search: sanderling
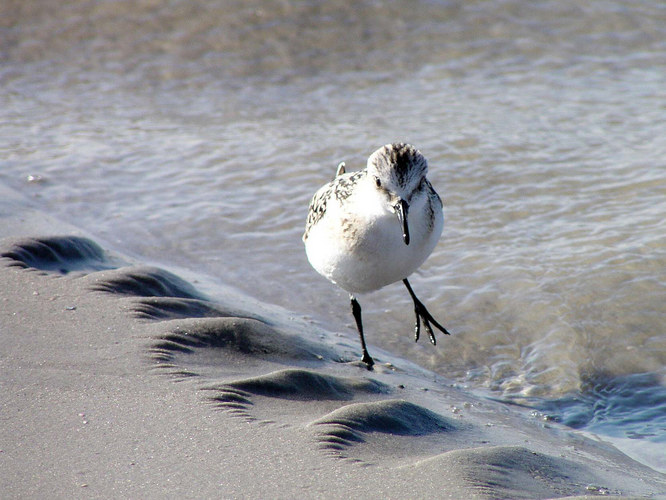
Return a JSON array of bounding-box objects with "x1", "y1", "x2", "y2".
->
[{"x1": 303, "y1": 143, "x2": 450, "y2": 367}]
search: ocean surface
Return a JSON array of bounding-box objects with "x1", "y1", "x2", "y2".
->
[{"x1": 2, "y1": 0, "x2": 664, "y2": 472}]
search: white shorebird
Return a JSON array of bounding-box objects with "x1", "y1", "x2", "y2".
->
[{"x1": 303, "y1": 143, "x2": 450, "y2": 367}]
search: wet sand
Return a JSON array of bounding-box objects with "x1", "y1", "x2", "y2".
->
[{"x1": 1, "y1": 185, "x2": 665, "y2": 499}]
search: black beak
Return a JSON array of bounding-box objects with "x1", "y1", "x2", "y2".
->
[{"x1": 394, "y1": 199, "x2": 410, "y2": 245}]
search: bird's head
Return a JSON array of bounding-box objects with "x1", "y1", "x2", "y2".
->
[{"x1": 366, "y1": 143, "x2": 428, "y2": 246}]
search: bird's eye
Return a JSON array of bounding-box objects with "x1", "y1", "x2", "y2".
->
[{"x1": 375, "y1": 177, "x2": 382, "y2": 188}]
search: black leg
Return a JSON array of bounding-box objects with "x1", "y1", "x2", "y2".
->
[
  {"x1": 350, "y1": 295, "x2": 374, "y2": 368},
  {"x1": 402, "y1": 279, "x2": 451, "y2": 345}
]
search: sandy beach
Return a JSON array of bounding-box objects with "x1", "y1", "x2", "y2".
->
[{"x1": 1, "y1": 186, "x2": 664, "y2": 499}]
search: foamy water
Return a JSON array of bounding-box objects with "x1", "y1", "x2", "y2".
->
[{"x1": 1, "y1": 0, "x2": 664, "y2": 471}]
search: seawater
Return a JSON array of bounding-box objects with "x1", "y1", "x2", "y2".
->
[{"x1": 1, "y1": 0, "x2": 665, "y2": 472}]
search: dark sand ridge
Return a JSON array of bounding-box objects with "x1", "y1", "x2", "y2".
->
[{"x1": 1, "y1": 185, "x2": 665, "y2": 498}]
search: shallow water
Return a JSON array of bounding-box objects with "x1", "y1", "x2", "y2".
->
[{"x1": 1, "y1": 0, "x2": 665, "y2": 471}]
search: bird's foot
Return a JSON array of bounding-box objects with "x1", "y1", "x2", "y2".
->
[
  {"x1": 361, "y1": 351, "x2": 375, "y2": 369},
  {"x1": 412, "y1": 297, "x2": 450, "y2": 345}
]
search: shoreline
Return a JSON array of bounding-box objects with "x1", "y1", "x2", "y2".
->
[{"x1": 1, "y1": 186, "x2": 664, "y2": 498}]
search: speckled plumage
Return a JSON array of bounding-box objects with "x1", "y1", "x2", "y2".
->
[{"x1": 303, "y1": 170, "x2": 365, "y2": 241}]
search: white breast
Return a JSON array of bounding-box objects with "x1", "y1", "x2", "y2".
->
[{"x1": 304, "y1": 184, "x2": 443, "y2": 294}]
